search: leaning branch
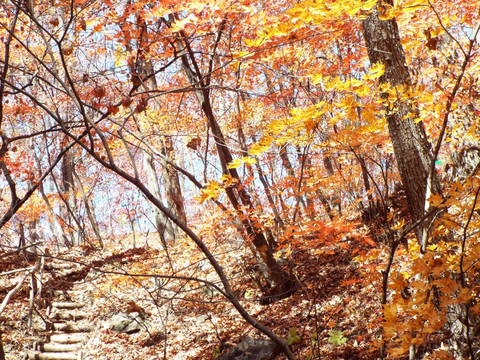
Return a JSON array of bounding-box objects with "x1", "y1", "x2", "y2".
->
[{"x1": 0, "y1": 266, "x2": 36, "y2": 315}]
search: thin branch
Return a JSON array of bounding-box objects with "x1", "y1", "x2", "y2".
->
[
  {"x1": 422, "y1": 14, "x2": 480, "y2": 251},
  {"x1": 459, "y1": 185, "x2": 480, "y2": 360},
  {"x1": 0, "y1": 266, "x2": 37, "y2": 315},
  {"x1": 0, "y1": 266, "x2": 36, "y2": 277},
  {"x1": 0, "y1": 4, "x2": 19, "y2": 129}
]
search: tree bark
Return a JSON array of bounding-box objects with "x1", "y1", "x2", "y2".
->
[
  {"x1": 72, "y1": 168, "x2": 104, "y2": 249},
  {"x1": 60, "y1": 151, "x2": 79, "y2": 246},
  {"x1": 126, "y1": 15, "x2": 187, "y2": 245},
  {"x1": 362, "y1": 0, "x2": 439, "y2": 247},
  {"x1": 143, "y1": 152, "x2": 176, "y2": 249},
  {"x1": 161, "y1": 136, "x2": 187, "y2": 239},
  {"x1": 36, "y1": 172, "x2": 70, "y2": 248}
]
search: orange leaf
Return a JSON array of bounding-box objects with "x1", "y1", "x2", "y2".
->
[{"x1": 92, "y1": 86, "x2": 106, "y2": 99}]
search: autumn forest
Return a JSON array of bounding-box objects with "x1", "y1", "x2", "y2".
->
[{"x1": 1, "y1": 0, "x2": 480, "y2": 359}]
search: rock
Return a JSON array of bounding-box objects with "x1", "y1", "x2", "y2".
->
[
  {"x1": 104, "y1": 312, "x2": 146, "y2": 334},
  {"x1": 216, "y1": 337, "x2": 278, "y2": 360}
]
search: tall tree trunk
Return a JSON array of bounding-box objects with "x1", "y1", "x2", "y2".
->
[
  {"x1": 125, "y1": 15, "x2": 187, "y2": 244},
  {"x1": 72, "y1": 168, "x2": 104, "y2": 249},
  {"x1": 33, "y1": 148, "x2": 70, "y2": 248},
  {"x1": 60, "y1": 151, "x2": 79, "y2": 246},
  {"x1": 362, "y1": 0, "x2": 439, "y2": 248},
  {"x1": 171, "y1": 21, "x2": 294, "y2": 297},
  {"x1": 161, "y1": 136, "x2": 187, "y2": 240},
  {"x1": 362, "y1": 2, "x2": 471, "y2": 359},
  {"x1": 143, "y1": 151, "x2": 176, "y2": 249},
  {"x1": 17, "y1": 222, "x2": 26, "y2": 257}
]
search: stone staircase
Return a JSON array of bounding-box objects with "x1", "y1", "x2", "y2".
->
[{"x1": 25, "y1": 259, "x2": 93, "y2": 360}]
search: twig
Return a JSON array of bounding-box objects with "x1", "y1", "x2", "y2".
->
[{"x1": 0, "y1": 266, "x2": 36, "y2": 277}]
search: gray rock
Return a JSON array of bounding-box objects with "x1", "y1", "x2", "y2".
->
[
  {"x1": 104, "y1": 312, "x2": 146, "y2": 334},
  {"x1": 216, "y1": 337, "x2": 278, "y2": 360}
]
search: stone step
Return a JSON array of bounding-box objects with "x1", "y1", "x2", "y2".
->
[
  {"x1": 51, "y1": 312, "x2": 88, "y2": 321},
  {"x1": 52, "y1": 290, "x2": 83, "y2": 297},
  {"x1": 53, "y1": 322, "x2": 95, "y2": 332},
  {"x1": 36, "y1": 343, "x2": 81, "y2": 352},
  {"x1": 50, "y1": 291, "x2": 73, "y2": 302},
  {"x1": 49, "y1": 333, "x2": 89, "y2": 344},
  {"x1": 55, "y1": 270, "x2": 83, "y2": 278},
  {"x1": 45, "y1": 262, "x2": 78, "y2": 270},
  {"x1": 51, "y1": 302, "x2": 86, "y2": 309},
  {"x1": 26, "y1": 350, "x2": 81, "y2": 360}
]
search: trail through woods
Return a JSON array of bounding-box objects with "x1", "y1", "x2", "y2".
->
[
  {"x1": 2, "y1": 235, "x2": 383, "y2": 359},
  {"x1": 1, "y1": 1, "x2": 480, "y2": 357}
]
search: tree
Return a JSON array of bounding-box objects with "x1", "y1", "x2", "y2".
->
[
  {"x1": 235, "y1": 0, "x2": 480, "y2": 357},
  {"x1": 362, "y1": 0, "x2": 440, "y2": 251},
  {"x1": 361, "y1": 2, "x2": 480, "y2": 358},
  {"x1": 1, "y1": 0, "x2": 480, "y2": 359},
  {"x1": 165, "y1": 14, "x2": 296, "y2": 298},
  {"x1": 0, "y1": 0, "x2": 296, "y2": 357}
]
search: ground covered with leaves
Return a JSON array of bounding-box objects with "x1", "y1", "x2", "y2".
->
[{"x1": 2, "y1": 228, "x2": 388, "y2": 360}]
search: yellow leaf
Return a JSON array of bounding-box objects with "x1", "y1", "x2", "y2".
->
[
  {"x1": 227, "y1": 156, "x2": 257, "y2": 169},
  {"x1": 227, "y1": 159, "x2": 244, "y2": 169},
  {"x1": 391, "y1": 219, "x2": 405, "y2": 230},
  {"x1": 364, "y1": 63, "x2": 385, "y2": 80},
  {"x1": 243, "y1": 37, "x2": 265, "y2": 47},
  {"x1": 243, "y1": 157, "x2": 257, "y2": 166},
  {"x1": 195, "y1": 180, "x2": 223, "y2": 203},
  {"x1": 221, "y1": 174, "x2": 235, "y2": 186},
  {"x1": 249, "y1": 136, "x2": 273, "y2": 156}
]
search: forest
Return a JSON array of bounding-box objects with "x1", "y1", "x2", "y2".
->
[{"x1": 1, "y1": 0, "x2": 480, "y2": 359}]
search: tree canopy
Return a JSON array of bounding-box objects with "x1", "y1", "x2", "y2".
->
[{"x1": 1, "y1": 0, "x2": 480, "y2": 359}]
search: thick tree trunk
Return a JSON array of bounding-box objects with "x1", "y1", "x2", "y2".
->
[
  {"x1": 161, "y1": 136, "x2": 187, "y2": 239},
  {"x1": 126, "y1": 16, "x2": 187, "y2": 244},
  {"x1": 362, "y1": 1, "x2": 439, "y2": 246},
  {"x1": 38, "y1": 180, "x2": 69, "y2": 248},
  {"x1": 143, "y1": 152, "x2": 176, "y2": 249},
  {"x1": 18, "y1": 222, "x2": 26, "y2": 257},
  {"x1": 362, "y1": 2, "x2": 472, "y2": 359},
  {"x1": 33, "y1": 147, "x2": 71, "y2": 248},
  {"x1": 72, "y1": 168, "x2": 104, "y2": 249},
  {"x1": 60, "y1": 151, "x2": 79, "y2": 246}
]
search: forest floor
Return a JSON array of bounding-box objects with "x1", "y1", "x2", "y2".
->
[{"x1": 1, "y1": 228, "x2": 387, "y2": 360}]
